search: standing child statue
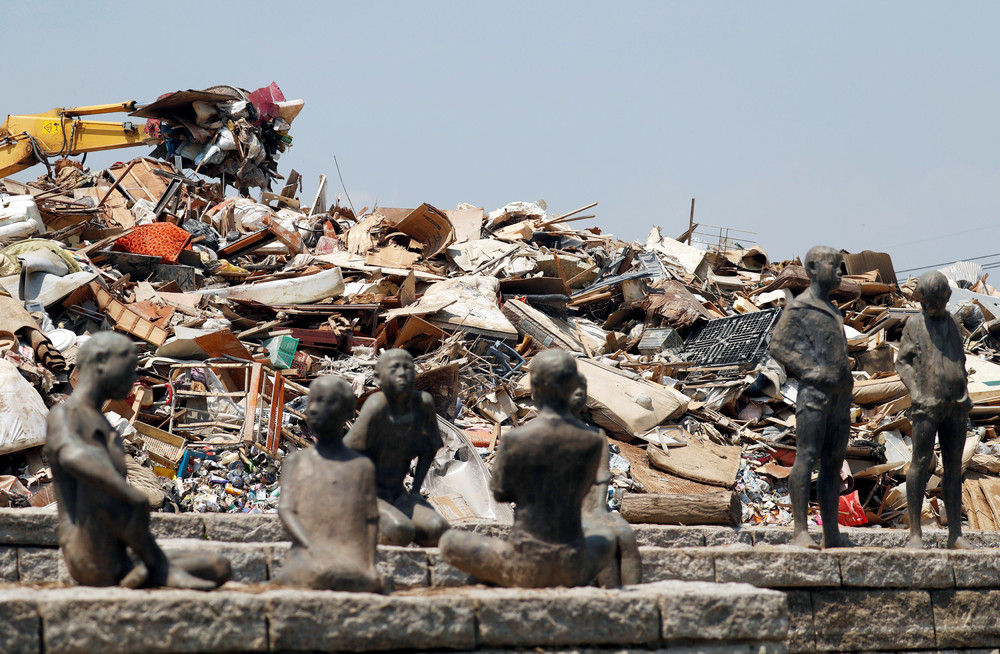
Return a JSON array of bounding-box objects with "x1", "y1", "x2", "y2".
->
[
  {"x1": 769, "y1": 245, "x2": 856, "y2": 549},
  {"x1": 275, "y1": 375, "x2": 383, "y2": 591},
  {"x1": 345, "y1": 349, "x2": 449, "y2": 546},
  {"x1": 45, "y1": 332, "x2": 231, "y2": 589},
  {"x1": 895, "y1": 270, "x2": 973, "y2": 549},
  {"x1": 439, "y1": 349, "x2": 612, "y2": 587},
  {"x1": 573, "y1": 373, "x2": 641, "y2": 586}
]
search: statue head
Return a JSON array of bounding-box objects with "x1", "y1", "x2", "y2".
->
[
  {"x1": 76, "y1": 331, "x2": 138, "y2": 400},
  {"x1": 307, "y1": 375, "x2": 356, "y2": 442},
  {"x1": 376, "y1": 348, "x2": 415, "y2": 398},
  {"x1": 530, "y1": 349, "x2": 578, "y2": 411},
  {"x1": 915, "y1": 270, "x2": 951, "y2": 319},
  {"x1": 804, "y1": 245, "x2": 844, "y2": 294}
]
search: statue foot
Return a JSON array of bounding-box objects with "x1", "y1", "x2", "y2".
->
[
  {"x1": 949, "y1": 535, "x2": 974, "y2": 550},
  {"x1": 822, "y1": 534, "x2": 858, "y2": 549},
  {"x1": 120, "y1": 564, "x2": 149, "y2": 589},
  {"x1": 905, "y1": 534, "x2": 924, "y2": 550},
  {"x1": 164, "y1": 565, "x2": 219, "y2": 591},
  {"x1": 789, "y1": 532, "x2": 820, "y2": 549}
]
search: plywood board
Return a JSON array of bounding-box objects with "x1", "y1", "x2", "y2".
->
[
  {"x1": 616, "y1": 441, "x2": 722, "y2": 495},
  {"x1": 646, "y1": 437, "x2": 741, "y2": 488}
]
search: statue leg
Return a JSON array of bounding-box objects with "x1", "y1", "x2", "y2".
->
[
  {"x1": 407, "y1": 495, "x2": 450, "y2": 547},
  {"x1": 939, "y1": 407, "x2": 972, "y2": 549},
  {"x1": 116, "y1": 509, "x2": 217, "y2": 589},
  {"x1": 906, "y1": 411, "x2": 936, "y2": 549},
  {"x1": 819, "y1": 399, "x2": 854, "y2": 548},
  {"x1": 588, "y1": 515, "x2": 640, "y2": 587},
  {"x1": 588, "y1": 522, "x2": 621, "y2": 587},
  {"x1": 583, "y1": 530, "x2": 615, "y2": 587},
  {"x1": 167, "y1": 552, "x2": 232, "y2": 587},
  {"x1": 613, "y1": 518, "x2": 642, "y2": 585},
  {"x1": 61, "y1": 523, "x2": 132, "y2": 587},
  {"x1": 378, "y1": 498, "x2": 416, "y2": 546},
  {"x1": 274, "y1": 548, "x2": 382, "y2": 592},
  {"x1": 789, "y1": 397, "x2": 823, "y2": 549},
  {"x1": 439, "y1": 530, "x2": 513, "y2": 586}
]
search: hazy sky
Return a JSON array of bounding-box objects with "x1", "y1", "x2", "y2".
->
[{"x1": 6, "y1": 2, "x2": 999, "y2": 277}]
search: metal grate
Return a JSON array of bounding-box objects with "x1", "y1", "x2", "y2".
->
[{"x1": 682, "y1": 308, "x2": 782, "y2": 367}]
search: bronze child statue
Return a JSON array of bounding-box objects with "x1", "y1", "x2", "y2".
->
[
  {"x1": 769, "y1": 245, "x2": 855, "y2": 549},
  {"x1": 45, "y1": 332, "x2": 231, "y2": 589},
  {"x1": 895, "y1": 270, "x2": 973, "y2": 550},
  {"x1": 276, "y1": 375, "x2": 384, "y2": 590},
  {"x1": 345, "y1": 348, "x2": 449, "y2": 546},
  {"x1": 439, "y1": 349, "x2": 612, "y2": 587},
  {"x1": 573, "y1": 373, "x2": 641, "y2": 587}
]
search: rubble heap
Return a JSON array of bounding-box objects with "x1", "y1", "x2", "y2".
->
[{"x1": 4, "y1": 131, "x2": 1000, "y2": 536}]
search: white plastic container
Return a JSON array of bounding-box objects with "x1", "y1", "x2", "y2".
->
[{"x1": 0, "y1": 194, "x2": 44, "y2": 238}]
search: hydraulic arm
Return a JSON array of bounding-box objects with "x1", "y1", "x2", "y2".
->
[{"x1": 0, "y1": 101, "x2": 157, "y2": 179}]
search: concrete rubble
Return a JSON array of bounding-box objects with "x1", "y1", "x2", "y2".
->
[{"x1": 4, "y1": 85, "x2": 1000, "y2": 546}]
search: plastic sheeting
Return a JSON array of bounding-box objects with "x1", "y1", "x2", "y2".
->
[
  {"x1": 0, "y1": 358, "x2": 48, "y2": 456},
  {"x1": 423, "y1": 417, "x2": 513, "y2": 525}
]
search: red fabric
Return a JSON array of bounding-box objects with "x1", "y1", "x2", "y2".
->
[
  {"x1": 113, "y1": 222, "x2": 192, "y2": 264},
  {"x1": 838, "y1": 490, "x2": 868, "y2": 527}
]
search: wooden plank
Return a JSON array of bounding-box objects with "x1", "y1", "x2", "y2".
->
[
  {"x1": 963, "y1": 482, "x2": 979, "y2": 531},
  {"x1": 217, "y1": 229, "x2": 275, "y2": 258},
  {"x1": 966, "y1": 479, "x2": 997, "y2": 530},
  {"x1": 92, "y1": 283, "x2": 168, "y2": 346},
  {"x1": 242, "y1": 363, "x2": 264, "y2": 450},
  {"x1": 979, "y1": 478, "x2": 1000, "y2": 530},
  {"x1": 266, "y1": 373, "x2": 284, "y2": 456}
]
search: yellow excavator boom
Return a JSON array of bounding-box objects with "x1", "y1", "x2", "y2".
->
[{"x1": 0, "y1": 102, "x2": 158, "y2": 179}]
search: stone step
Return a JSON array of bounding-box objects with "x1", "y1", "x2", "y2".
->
[
  {"x1": 10, "y1": 539, "x2": 1000, "y2": 592},
  {"x1": 5, "y1": 508, "x2": 1000, "y2": 550},
  {"x1": 7, "y1": 534, "x2": 1000, "y2": 651},
  {"x1": 0, "y1": 580, "x2": 787, "y2": 654}
]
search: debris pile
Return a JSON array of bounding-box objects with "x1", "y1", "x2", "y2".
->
[{"x1": 5, "y1": 94, "x2": 1000, "y2": 532}]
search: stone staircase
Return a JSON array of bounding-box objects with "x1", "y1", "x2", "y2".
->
[{"x1": 3, "y1": 509, "x2": 1000, "y2": 652}]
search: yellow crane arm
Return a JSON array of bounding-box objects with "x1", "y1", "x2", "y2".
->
[{"x1": 0, "y1": 102, "x2": 159, "y2": 180}]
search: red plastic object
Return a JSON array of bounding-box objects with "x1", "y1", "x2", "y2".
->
[
  {"x1": 248, "y1": 82, "x2": 285, "y2": 124},
  {"x1": 838, "y1": 490, "x2": 868, "y2": 527}
]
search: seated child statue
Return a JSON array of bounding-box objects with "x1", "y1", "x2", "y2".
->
[
  {"x1": 345, "y1": 349, "x2": 449, "y2": 546},
  {"x1": 439, "y1": 349, "x2": 612, "y2": 587},
  {"x1": 276, "y1": 375, "x2": 383, "y2": 591}
]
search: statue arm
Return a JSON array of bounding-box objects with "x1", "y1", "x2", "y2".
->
[
  {"x1": 409, "y1": 394, "x2": 441, "y2": 498},
  {"x1": 770, "y1": 311, "x2": 840, "y2": 387},
  {"x1": 490, "y1": 445, "x2": 516, "y2": 503},
  {"x1": 277, "y1": 458, "x2": 310, "y2": 548},
  {"x1": 52, "y1": 431, "x2": 146, "y2": 507},
  {"x1": 595, "y1": 431, "x2": 612, "y2": 486},
  {"x1": 894, "y1": 321, "x2": 921, "y2": 394},
  {"x1": 344, "y1": 395, "x2": 382, "y2": 456}
]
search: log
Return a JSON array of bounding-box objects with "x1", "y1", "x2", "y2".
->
[{"x1": 620, "y1": 491, "x2": 741, "y2": 526}]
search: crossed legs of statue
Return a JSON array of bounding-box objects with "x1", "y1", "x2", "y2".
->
[
  {"x1": 378, "y1": 494, "x2": 449, "y2": 547},
  {"x1": 440, "y1": 529, "x2": 613, "y2": 588},
  {"x1": 64, "y1": 505, "x2": 230, "y2": 590}
]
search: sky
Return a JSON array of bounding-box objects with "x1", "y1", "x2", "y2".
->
[{"x1": 5, "y1": 2, "x2": 1000, "y2": 278}]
